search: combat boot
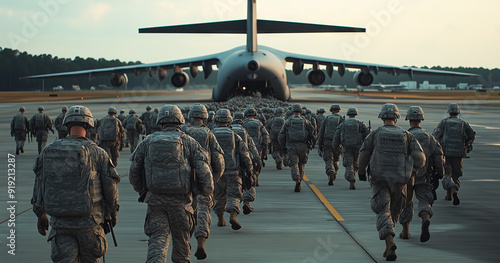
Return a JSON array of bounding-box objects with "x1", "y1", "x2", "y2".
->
[
  {"x1": 216, "y1": 213, "x2": 226, "y2": 227},
  {"x1": 420, "y1": 212, "x2": 431, "y2": 242},
  {"x1": 328, "y1": 172, "x2": 336, "y2": 186},
  {"x1": 195, "y1": 237, "x2": 207, "y2": 260},
  {"x1": 451, "y1": 188, "x2": 460, "y2": 205},
  {"x1": 445, "y1": 189, "x2": 452, "y2": 201},
  {"x1": 21, "y1": 147, "x2": 24, "y2": 153},
  {"x1": 243, "y1": 200, "x2": 254, "y2": 215},
  {"x1": 349, "y1": 181, "x2": 356, "y2": 190},
  {"x1": 16, "y1": 148, "x2": 19, "y2": 155},
  {"x1": 399, "y1": 222, "x2": 410, "y2": 239},
  {"x1": 383, "y1": 235, "x2": 397, "y2": 261},
  {"x1": 276, "y1": 161, "x2": 282, "y2": 170},
  {"x1": 294, "y1": 180, "x2": 301, "y2": 192},
  {"x1": 229, "y1": 211, "x2": 241, "y2": 230}
]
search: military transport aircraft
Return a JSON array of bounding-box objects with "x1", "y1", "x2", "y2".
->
[{"x1": 23, "y1": 0, "x2": 478, "y2": 101}]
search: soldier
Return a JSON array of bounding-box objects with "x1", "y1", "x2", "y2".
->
[
  {"x1": 129, "y1": 104, "x2": 213, "y2": 263},
  {"x1": 399, "y1": 106, "x2": 445, "y2": 242},
  {"x1": 212, "y1": 109, "x2": 253, "y2": 230},
  {"x1": 243, "y1": 107, "x2": 270, "y2": 173},
  {"x1": 150, "y1": 108, "x2": 162, "y2": 133},
  {"x1": 278, "y1": 103, "x2": 314, "y2": 192},
  {"x1": 183, "y1": 104, "x2": 225, "y2": 260},
  {"x1": 315, "y1": 108, "x2": 326, "y2": 129},
  {"x1": 140, "y1": 105, "x2": 154, "y2": 135},
  {"x1": 231, "y1": 111, "x2": 262, "y2": 215},
  {"x1": 10, "y1": 106, "x2": 30, "y2": 155},
  {"x1": 265, "y1": 107, "x2": 286, "y2": 170},
  {"x1": 123, "y1": 109, "x2": 143, "y2": 153},
  {"x1": 304, "y1": 108, "x2": 318, "y2": 148},
  {"x1": 53, "y1": 106, "x2": 68, "y2": 139},
  {"x1": 32, "y1": 105, "x2": 120, "y2": 263},
  {"x1": 358, "y1": 103, "x2": 425, "y2": 261},
  {"x1": 317, "y1": 104, "x2": 344, "y2": 185},
  {"x1": 117, "y1": 109, "x2": 129, "y2": 147},
  {"x1": 98, "y1": 107, "x2": 125, "y2": 166},
  {"x1": 86, "y1": 118, "x2": 100, "y2": 143},
  {"x1": 433, "y1": 103, "x2": 475, "y2": 205},
  {"x1": 333, "y1": 107, "x2": 370, "y2": 189},
  {"x1": 30, "y1": 106, "x2": 55, "y2": 154}
]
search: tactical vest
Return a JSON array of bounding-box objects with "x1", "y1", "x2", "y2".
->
[
  {"x1": 212, "y1": 127, "x2": 238, "y2": 171},
  {"x1": 316, "y1": 115, "x2": 326, "y2": 128},
  {"x1": 244, "y1": 119, "x2": 262, "y2": 145},
  {"x1": 145, "y1": 132, "x2": 191, "y2": 194},
  {"x1": 40, "y1": 139, "x2": 101, "y2": 217},
  {"x1": 14, "y1": 114, "x2": 26, "y2": 130},
  {"x1": 185, "y1": 126, "x2": 210, "y2": 149},
  {"x1": 231, "y1": 124, "x2": 249, "y2": 145},
  {"x1": 324, "y1": 114, "x2": 341, "y2": 141},
  {"x1": 287, "y1": 117, "x2": 306, "y2": 143},
  {"x1": 99, "y1": 117, "x2": 118, "y2": 141},
  {"x1": 443, "y1": 118, "x2": 464, "y2": 157},
  {"x1": 342, "y1": 118, "x2": 362, "y2": 147},
  {"x1": 410, "y1": 128, "x2": 431, "y2": 179},
  {"x1": 35, "y1": 113, "x2": 45, "y2": 130},
  {"x1": 270, "y1": 117, "x2": 285, "y2": 140},
  {"x1": 370, "y1": 127, "x2": 412, "y2": 184},
  {"x1": 126, "y1": 116, "x2": 137, "y2": 130}
]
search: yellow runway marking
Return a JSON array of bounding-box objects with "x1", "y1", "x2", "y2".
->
[{"x1": 303, "y1": 175, "x2": 345, "y2": 222}]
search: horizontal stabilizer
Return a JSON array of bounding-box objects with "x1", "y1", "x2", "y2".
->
[{"x1": 139, "y1": 19, "x2": 365, "y2": 34}]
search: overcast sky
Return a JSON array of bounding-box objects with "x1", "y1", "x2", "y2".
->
[{"x1": 1, "y1": 0, "x2": 499, "y2": 69}]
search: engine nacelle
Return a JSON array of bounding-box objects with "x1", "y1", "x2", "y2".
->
[
  {"x1": 171, "y1": 72, "x2": 190, "y2": 87},
  {"x1": 110, "y1": 73, "x2": 128, "y2": 88},
  {"x1": 353, "y1": 71, "x2": 374, "y2": 86},
  {"x1": 306, "y1": 69, "x2": 325, "y2": 86}
]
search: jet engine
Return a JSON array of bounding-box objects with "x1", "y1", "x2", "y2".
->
[
  {"x1": 110, "y1": 73, "x2": 128, "y2": 88},
  {"x1": 353, "y1": 71, "x2": 374, "y2": 86},
  {"x1": 306, "y1": 69, "x2": 325, "y2": 86},
  {"x1": 171, "y1": 72, "x2": 190, "y2": 87}
]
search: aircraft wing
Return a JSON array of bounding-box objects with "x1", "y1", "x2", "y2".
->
[
  {"x1": 21, "y1": 53, "x2": 223, "y2": 80},
  {"x1": 265, "y1": 46, "x2": 479, "y2": 78}
]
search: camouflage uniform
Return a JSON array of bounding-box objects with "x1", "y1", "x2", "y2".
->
[
  {"x1": 243, "y1": 108, "x2": 270, "y2": 172},
  {"x1": 433, "y1": 104, "x2": 475, "y2": 205},
  {"x1": 30, "y1": 107, "x2": 55, "y2": 154},
  {"x1": 317, "y1": 107, "x2": 343, "y2": 184},
  {"x1": 140, "y1": 106, "x2": 154, "y2": 135},
  {"x1": 11, "y1": 107, "x2": 29, "y2": 155},
  {"x1": 98, "y1": 113, "x2": 125, "y2": 166},
  {"x1": 54, "y1": 106, "x2": 68, "y2": 139},
  {"x1": 265, "y1": 108, "x2": 286, "y2": 170},
  {"x1": 123, "y1": 111, "x2": 143, "y2": 153},
  {"x1": 278, "y1": 104, "x2": 314, "y2": 192},
  {"x1": 32, "y1": 106, "x2": 120, "y2": 263},
  {"x1": 129, "y1": 110, "x2": 213, "y2": 263},
  {"x1": 117, "y1": 110, "x2": 128, "y2": 147}
]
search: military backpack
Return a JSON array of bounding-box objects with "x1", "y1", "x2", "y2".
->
[
  {"x1": 14, "y1": 114, "x2": 26, "y2": 130},
  {"x1": 287, "y1": 116, "x2": 306, "y2": 143},
  {"x1": 342, "y1": 118, "x2": 362, "y2": 147},
  {"x1": 212, "y1": 127, "x2": 238, "y2": 171},
  {"x1": 324, "y1": 114, "x2": 342, "y2": 141},
  {"x1": 270, "y1": 117, "x2": 285, "y2": 140},
  {"x1": 442, "y1": 118, "x2": 465, "y2": 157},
  {"x1": 99, "y1": 117, "x2": 118, "y2": 141}
]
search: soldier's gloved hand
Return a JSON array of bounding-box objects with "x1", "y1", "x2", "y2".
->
[
  {"x1": 358, "y1": 172, "x2": 367, "y2": 181},
  {"x1": 37, "y1": 214, "x2": 49, "y2": 236}
]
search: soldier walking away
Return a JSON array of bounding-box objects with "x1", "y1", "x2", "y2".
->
[
  {"x1": 129, "y1": 104, "x2": 213, "y2": 263},
  {"x1": 98, "y1": 107, "x2": 125, "y2": 166},
  {"x1": 333, "y1": 107, "x2": 370, "y2": 189},
  {"x1": 433, "y1": 103, "x2": 475, "y2": 206},
  {"x1": 183, "y1": 104, "x2": 225, "y2": 260},
  {"x1": 123, "y1": 109, "x2": 144, "y2": 153},
  {"x1": 54, "y1": 106, "x2": 69, "y2": 139},
  {"x1": 358, "y1": 103, "x2": 425, "y2": 261},
  {"x1": 32, "y1": 105, "x2": 120, "y2": 263},
  {"x1": 150, "y1": 108, "x2": 162, "y2": 133},
  {"x1": 30, "y1": 106, "x2": 55, "y2": 154},
  {"x1": 140, "y1": 105, "x2": 154, "y2": 135},
  {"x1": 317, "y1": 104, "x2": 344, "y2": 185},
  {"x1": 278, "y1": 103, "x2": 314, "y2": 192},
  {"x1": 265, "y1": 107, "x2": 286, "y2": 170},
  {"x1": 117, "y1": 109, "x2": 129, "y2": 147},
  {"x1": 399, "y1": 106, "x2": 444, "y2": 242},
  {"x1": 243, "y1": 107, "x2": 269, "y2": 184},
  {"x1": 212, "y1": 109, "x2": 253, "y2": 231},
  {"x1": 11, "y1": 106, "x2": 30, "y2": 155}
]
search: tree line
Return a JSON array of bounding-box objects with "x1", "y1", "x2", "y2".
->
[{"x1": 1, "y1": 47, "x2": 498, "y2": 91}]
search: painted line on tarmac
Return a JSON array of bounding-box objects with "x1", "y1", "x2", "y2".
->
[{"x1": 303, "y1": 175, "x2": 344, "y2": 222}]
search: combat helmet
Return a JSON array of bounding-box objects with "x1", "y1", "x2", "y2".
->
[
  {"x1": 317, "y1": 108, "x2": 326, "y2": 114},
  {"x1": 120, "y1": 109, "x2": 125, "y2": 114},
  {"x1": 214, "y1": 108, "x2": 233, "y2": 123},
  {"x1": 61, "y1": 106, "x2": 68, "y2": 112},
  {"x1": 129, "y1": 109, "x2": 136, "y2": 114},
  {"x1": 63, "y1": 105, "x2": 94, "y2": 128},
  {"x1": 447, "y1": 103, "x2": 460, "y2": 114},
  {"x1": 330, "y1": 104, "x2": 341, "y2": 111},
  {"x1": 244, "y1": 107, "x2": 257, "y2": 117},
  {"x1": 292, "y1": 103, "x2": 302, "y2": 113},
  {"x1": 157, "y1": 104, "x2": 185, "y2": 125},
  {"x1": 378, "y1": 103, "x2": 401, "y2": 119},
  {"x1": 405, "y1": 106, "x2": 425, "y2": 121},
  {"x1": 146, "y1": 105, "x2": 152, "y2": 110},
  {"x1": 275, "y1": 107, "x2": 284, "y2": 115},
  {"x1": 347, "y1": 107, "x2": 358, "y2": 116},
  {"x1": 108, "y1": 107, "x2": 117, "y2": 114},
  {"x1": 233, "y1": 111, "x2": 244, "y2": 120},
  {"x1": 189, "y1": 103, "x2": 209, "y2": 119},
  {"x1": 19, "y1": 107, "x2": 25, "y2": 112},
  {"x1": 38, "y1": 106, "x2": 44, "y2": 112}
]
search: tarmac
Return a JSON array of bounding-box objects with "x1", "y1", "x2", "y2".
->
[{"x1": 0, "y1": 89, "x2": 499, "y2": 263}]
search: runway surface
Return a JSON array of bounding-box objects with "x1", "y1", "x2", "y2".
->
[{"x1": 0, "y1": 89, "x2": 499, "y2": 262}]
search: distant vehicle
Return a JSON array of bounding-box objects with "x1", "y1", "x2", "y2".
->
[
  {"x1": 71, "y1": 85, "x2": 81, "y2": 91},
  {"x1": 52, "y1": 86, "x2": 63, "y2": 91},
  {"x1": 493, "y1": 86, "x2": 499, "y2": 90},
  {"x1": 175, "y1": 88, "x2": 184, "y2": 92},
  {"x1": 90, "y1": 86, "x2": 96, "y2": 91}
]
